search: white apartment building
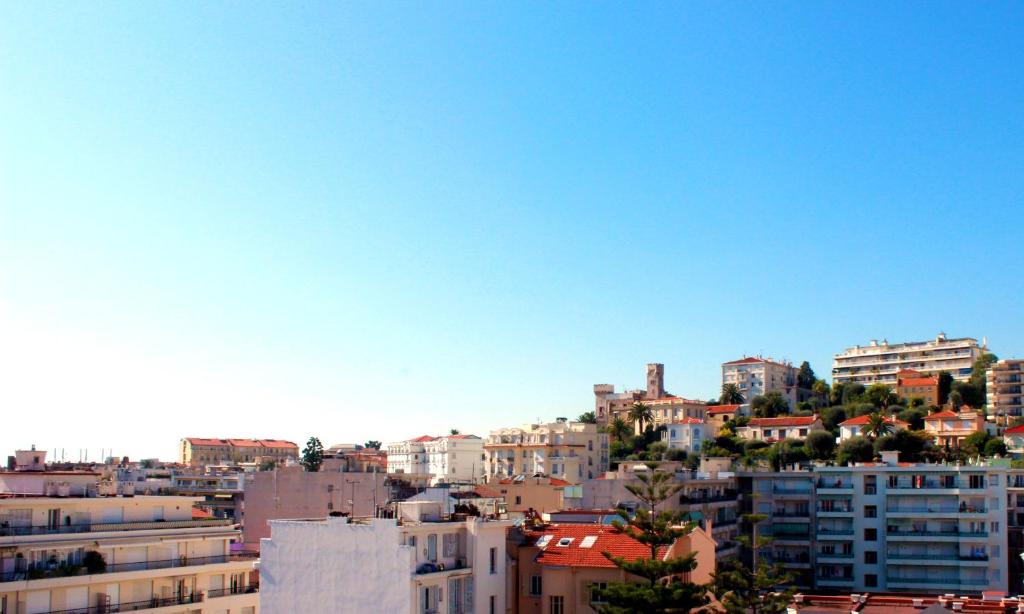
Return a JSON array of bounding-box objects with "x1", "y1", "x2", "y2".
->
[
  {"x1": 721, "y1": 357, "x2": 805, "y2": 410},
  {"x1": 660, "y1": 419, "x2": 707, "y2": 453},
  {"x1": 387, "y1": 436, "x2": 485, "y2": 486},
  {"x1": 423, "y1": 436, "x2": 486, "y2": 486},
  {"x1": 258, "y1": 502, "x2": 510, "y2": 614},
  {"x1": 987, "y1": 359, "x2": 1024, "y2": 426},
  {"x1": 745, "y1": 453, "x2": 1010, "y2": 594},
  {"x1": 484, "y1": 420, "x2": 608, "y2": 484},
  {"x1": 0, "y1": 493, "x2": 258, "y2": 614},
  {"x1": 832, "y1": 333, "x2": 985, "y2": 387}
]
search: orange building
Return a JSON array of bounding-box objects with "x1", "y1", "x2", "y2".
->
[
  {"x1": 896, "y1": 369, "x2": 940, "y2": 406},
  {"x1": 923, "y1": 408, "x2": 986, "y2": 448}
]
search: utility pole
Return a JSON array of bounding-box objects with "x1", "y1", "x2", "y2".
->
[{"x1": 345, "y1": 479, "x2": 357, "y2": 516}]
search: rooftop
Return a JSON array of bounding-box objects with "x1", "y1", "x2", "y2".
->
[
  {"x1": 747, "y1": 416, "x2": 819, "y2": 427},
  {"x1": 529, "y1": 524, "x2": 667, "y2": 569}
]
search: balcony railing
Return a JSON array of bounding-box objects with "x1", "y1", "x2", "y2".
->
[
  {"x1": 887, "y1": 553, "x2": 989, "y2": 562},
  {"x1": 772, "y1": 487, "x2": 812, "y2": 495},
  {"x1": 0, "y1": 552, "x2": 258, "y2": 583},
  {"x1": 817, "y1": 552, "x2": 853, "y2": 559},
  {"x1": 817, "y1": 528, "x2": 855, "y2": 535},
  {"x1": 0, "y1": 518, "x2": 234, "y2": 537},
  {"x1": 887, "y1": 506, "x2": 986, "y2": 514},
  {"x1": 816, "y1": 480, "x2": 853, "y2": 489},
  {"x1": 887, "y1": 576, "x2": 988, "y2": 586},
  {"x1": 886, "y1": 529, "x2": 988, "y2": 538},
  {"x1": 773, "y1": 511, "x2": 810, "y2": 518},
  {"x1": 207, "y1": 583, "x2": 260, "y2": 598},
  {"x1": 37, "y1": 593, "x2": 204, "y2": 614}
]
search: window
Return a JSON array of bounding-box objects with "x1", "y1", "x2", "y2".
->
[
  {"x1": 864, "y1": 551, "x2": 877, "y2": 564},
  {"x1": 549, "y1": 596, "x2": 564, "y2": 614},
  {"x1": 515, "y1": 496, "x2": 522, "y2": 505},
  {"x1": 864, "y1": 528, "x2": 877, "y2": 541},
  {"x1": 489, "y1": 595, "x2": 495, "y2": 614},
  {"x1": 864, "y1": 574, "x2": 877, "y2": 588},
  {"x1": 991, "y1": 521, "x2": 1000, "y2": 534},
  {"x1": 489, "y1": 547, "x2": 497, "y2": 574},
  {"x1": 764, "y1": 429, "x2": 773, "y2": 438},
  {"x1": 529, "y1": 575, "x2": 542, "y2": 596},
  {"x1": 864, "y1": 475, "x2": 877, "y2": 495},
  {"x1": 799, "y1": 429, "x2": 808, "y2": 437},
  {"x1": 864, "y1": 505, "x2": 877, "y2": 518},
  {"x1": 590, "y1": 582, "x2": 608, "y2": 604}
]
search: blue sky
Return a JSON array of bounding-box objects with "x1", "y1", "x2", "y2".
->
[{"x1": 1, "y1": 3, "x2": 1021, "y2": 461}]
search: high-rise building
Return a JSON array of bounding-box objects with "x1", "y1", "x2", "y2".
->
[
  {"x1": 721, "y1": 357, "x2": 809, "y2": 410},
  {"x1": 987, "y1": 359, "x2": 1024, "y2": 426},
  {"x1": 832, "y1": 333, "x2": 985, "y2": 388}
]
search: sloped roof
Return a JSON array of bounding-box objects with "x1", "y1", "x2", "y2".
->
[
  {"x1": 667, "y1": 417, "x2": 705, "y2": 425},
  {"x1": 840, "y1": 414, "x2": 908, "y2": 427},
  {"x1": 748, "y1": 416, "x2": 819, "y2": 427},
  {"x1": 1004, "y1": 424, "x2": 1024, "y2": 435},
  {"x1": 531, "y1": 524, "x2": 666, "y2": 568},
  {"x1": 707, "y1": 404, "x2": 742, "y2": 415},
  {"x1": 898, "y1": 376, "x2": 938, "y2": 387},
  {"x1": 924, "y1": 410, "x2": 960, "y2": 420}
]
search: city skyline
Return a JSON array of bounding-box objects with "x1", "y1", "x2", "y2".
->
[{"x1": 2, "y1": 3, "x2": 1022, "y2": 460}]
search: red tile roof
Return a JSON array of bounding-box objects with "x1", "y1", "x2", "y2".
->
[
  {"x1": 474, "y1": 485, "x2": 503, "y2": 498},
  {"x1": 840, "y1": 414, "x2": 908, "y2": 427},
  {"x1": 184, "y1": 438, "x2": 297, "y2": 449},
  {"x1": 924, "y1": 410, "x2": 960, "y2": 420},
  {"x1": 667, "y1": 417, "x2": 705, "y2": 425},
  {"x1": 722, "y1": 357, "x2": 767, "y2": 365},
  {"x1": 258, "y1": 440, "x2": 298, "y2": 449},
  {"x1": 897, "y1": 368, "x2": 925, "y2": 377},
  {"x1": 707, "y1": 404, "x2": 741, "y2": 415},
  {"x1": 531, "y1": 524, "x2": 665, "y2": 568},
  {"x1": 1005, "y1": 424, "x2": 1024, "y2": 435},
  {"x1": 748, "y1": 416, "x2": 819, "y2": 427},
  {"x1": 898, "y1": 377, "x2": 938, "y2": 387},
  {"x1": 191, "y1": 507, "x2": 213, "y2": 519},
  {"x1": 409, "y1": 435, "x2": 438, "y2": 443}
]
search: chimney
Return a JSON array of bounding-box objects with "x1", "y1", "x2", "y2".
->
[{"x1": 880, "y1": 450, "x2": 899, "y2": 466}]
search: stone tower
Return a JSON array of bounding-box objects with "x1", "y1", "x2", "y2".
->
[{"x1": 646, "y1": 363, "x2": 665, "y2": 399}]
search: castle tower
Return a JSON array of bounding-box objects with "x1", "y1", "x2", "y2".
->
[{"x1": 646, "y1": 363, "x2": 665, "y2": 399}]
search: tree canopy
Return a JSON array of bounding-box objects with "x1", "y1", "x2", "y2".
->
[{"x1": 301, "y1": 436, "x2": 324, "y2": 472}]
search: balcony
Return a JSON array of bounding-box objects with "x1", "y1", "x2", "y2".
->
[
  {"x1": 886, "y1": 576, "x2": 989, "y2": 587},
  {"x1": 207, "y1": 583, "x2": 260, "y2": 599},
  {"x1": 816, "y1": 552, "x2": 854, "y2": 561},
  {"x1": 816, "y1": 575, "x2": 854, "y2": 585},
  {"x1": 772, "y1": 486, "x2": 812, "y2": 496},
  {"x1": 816, "y1": 528, "x2": 855, "y2": 538},
  {"x1": 0, "y1": 552, "x2": 258, "y2": 583},
  {"x1": 0, "y1": 518, "x2": 234, "y2": 537},
  {"x1": 886, "y1": 553, "x2": 989, "y2": 565},
  {"x1": 38, "y1": 592, "x2": 205, "y2": 614},
  {"x1": 886, "y1": 506, "x2": 986, "y2": 517},
  {"x1": 678, "y1": 490, "x2": 737, "y2": 505},
  {"x1": 772, "y1": 511, "x2": 810, "y2": 519},
  {"x1": 886, "y1": 529, "x2": 988, "y2": 540},
  {"x1": 815, "y1": 479, "x2": 853, "y2": 493}
]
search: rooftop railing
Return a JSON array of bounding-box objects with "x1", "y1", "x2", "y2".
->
[
  {"x1": 0, "y1": 551, "x2": 258, "y2": 583},
  {"x1": 0, "y1": 518, "x2": 233, "y2": 537},
  {"x1": 35, "y1": 592, "x2": 204, "y2": 614}
]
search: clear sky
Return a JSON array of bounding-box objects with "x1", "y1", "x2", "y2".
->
[{"x1": 1, "y1": 3, "x2": 1021, "y2": 461}]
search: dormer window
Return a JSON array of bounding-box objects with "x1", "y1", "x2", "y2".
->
[{"x1": 557, "y1": 537, "x2": 574, "y2": 547}]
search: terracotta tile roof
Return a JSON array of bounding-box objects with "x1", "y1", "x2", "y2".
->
[
  {"x1": 748, "y1": 416, "x2": 819, "y2": 427},
  {"x1": 474, "y1": 485, "x2": 503, "y2": 498},
  {"x1": 409, "y1": 435, "x2": 438, "y2": 443},
  {"x1": 924, "y1": 410, "x2": 960, "y2": 420},
  {"x1": 897, "y1": 368, "x2": 925, "y2": 377},
  {"x1": 667, "y1": 417, "x2": 705, "y2": 425},
  {"x1": 185, "y1": 438, "x2": 227, "y2": 446},
  {"x1": 898, "y1": 377, "x2": 938, "y2": 387},
  {"x1": 442, "y1": 434, "x2": 480, "y2": 440},
  {"x1": 191, "y1": 507, "x2": 213, "y2": 519},
  {"x1": 226, "y1": 439, "x2": 262, "y2": 447},
  {"x1": 722, "y1": 357, "x2": 767, "y2": 365},
  {"x1": 1004, "y1": 424, "x2": 1024, "y2": 435},
  {"x1": 707, "y1": 405, "x2": 741, "y2": 415},
  {"x1": 840, "y1": 414, "x2": 908, "y2": 427},
  {"x1": 258, "y1": 439, "x2": 298, "y2": 449},
  {"x1": 531, "y1": 524, "x2": 666, "y2": 568},
  {"x1": 185, "y1": 438, "x2": 297, "y2": 449}
]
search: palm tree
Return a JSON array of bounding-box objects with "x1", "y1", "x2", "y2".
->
[
  {"x1": 450, "y1": 428, "x2": 461, "y2": 435},
  {"x1": 720, "y1": 383, "x2": 745, "y2": 405},
  {"x1": 865, "y1": 412, "x2": 894, "y2": 439},
  {"x1": 607, "y1": 416, "x2": 631, "y2": 443},
  {"x1": 628, "y1": 401, "x2": 654, "y2": 433}
]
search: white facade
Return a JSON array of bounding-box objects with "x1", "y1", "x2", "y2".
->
[
  {"x1": 259, "y1": 503, "x2": 510, "y2": 614},
  {"x1": 424, "y1": 436, "x2": 486, "y2": 486},
  {"x1": 661, "y1": 420, "x2": 707, "y2": 453},
  {"x1": 387, "y1": 438, "x2": 432, "y2": 476},
  {"x1": 832, "y1": 333, "x2": 984, "y2": 387},
  {"x1": 484, "y1": 421, "x2": 608, "y2": 484},
  {"x1": 0, "y1": 493, "x2": 258, "y2": 614},
  {"x1": 721, "y1": 357, "x2": 801, "y2": 410}
]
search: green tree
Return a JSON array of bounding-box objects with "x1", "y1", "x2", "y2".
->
[
  {"x1": 751, "y1": 392, "x2": 789, "y2": 418},
  {"x1": 709, "y1": 558, "x2": 796, "y2": 614},
  {"x1": 608, "y1": 417, "x2": 632, "y2": 444},
  {"x1": 767, "y1": 438, "x2": 808, "y2": 471},
  {"x1": 720, "y1": 383, "x2": 745, "y2": 405},
  {"x1": 984, "y1": 439, "x2": 1008, "y2": 457},
  {"x1": 908, "y1": 396, "x2": 926, "y2": 409},
  {"x1": 948, "y1": 389, "x2": 964, "y2": 409},
  {"x1": 851, "y1": 403, "x2": 877, "y2": 417},
  {"x1": 797, "y1": 361, "x2": 817, "y2": 389},
  {"x1": 301, "y1": 436, "x2": 324, "y2": 472},
  {"x1": 937, "y1": 371, "x2": 954, "y2": 405},
  {"x1": 896, "y1": 407, "x2": 926, "y2": 431},
  {"x1": 363, "y1": 440, "x2": 382, "y2": 450},
  {"x1": 259, "y1": 459, "x2": 277, "y2": 471},
  {"x1": 812, "y1": 379, "x2": 830, "y2": 404},
  {"x1": 874, "y1": 430, "x2": 930, "y2": 462},
  {"x1": 591, "y1": 472, "x2": 710, "y2": 613},
  {"x1": 865, "y1": 384, "x2": 897, "y2": 410},
  {"x1": 961, "y1": 431, "x2": 990, "y2": 456},
  {"x1": 841, "y1": 383, "x2": 866, "y2": 405},
  {"x1": 835, "y1": 436, "x2": 874, "y2": 465},
  {"x1": 577, "y1": 411, "x2": 597, "y2": 424},
  {"x1": 820, "y1": 406, "x2": 847, "y2": 432},
  {"x1": 628, "y1": 402, "x2": 655, "y2": 433},
  {"x1": 804, "y1": 430, "x2": 836, "y2": 460},
  {"x1": 865, "y1": 412, "x2": 894, "y2": 439},
  {"x1": 450, "y1": 428, "x2": 461, "y2": 435}
]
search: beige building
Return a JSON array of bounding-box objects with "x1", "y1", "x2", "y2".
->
[
  {"x1": 832, "y1": 333, "x2": 984, "y2": 387},
  {"x1": 485, "y1": 420, "x2": 608, "y2": 484},
  {"x1": 0, "y1": 456, "x2": 258, "y2": 614},
  {"x1": 485, "y1": 475, "x2": 568, "y2": 516},
  {"x1": 923, "y1": 409, "x2": 987, "y2": 448},
  {"x1": 737, "y1": 416, "x2": 825, "y2": 442},
  {"x1": 987, "y1": 359, "x2": 1024, "y2": 426},
  {"x1": 593, "y1": 363, "x2": 707, "y2": 428},
  {"x1": 895, "y1": 369, "x2": 940, "y2": 406},
  {"x1": 179, "y1": 438, "x2": 298, "y2": 468},
  {"x1": 721, "y1": 356, "x2": 808, "y2": 410}
]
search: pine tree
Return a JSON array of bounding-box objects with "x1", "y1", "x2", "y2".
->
[
  {"x1": 301, "y1": 436, "x2": 323, "y2": 472},
  {"x1": 592, "y1": 471, "x2": 709, "y2": 613},
  {"x1": 708, "y1": 512, "x2": 795, "y2": 614}
]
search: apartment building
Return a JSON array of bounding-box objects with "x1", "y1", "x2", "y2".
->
[
  {"x1": 0, "y1": 460, "x2": 258, "y2": 614},
  {"x1": 593, "y1": 363, "x2": 707, "y2": 427},
  {"x1": 258, "y1": 502, "x2": 510, "y2": 614},
  {"x1": 987, "y1": 359, "x2": 1024, "y2": 426},
  {"x1": 737, "y1": 416, "x2": 824, "y2": 442},
  {"x1": 506, "y1": 521, "x2": 715, "y2": 614},
  {"x1": 170, "y1": 470, "x2": 247, "y2": 522},
  {"x1": 241, "y1": 465, "x2": 388, "y2": 548},
  {"x1": 484, "y1": 420, "x2": 608, "y2": 484},
  {"x1": 923, "y1": 409, "x2": 987, "y2": 448},
  {"x1": 721, "y1": 357, "x2": 808, "y2": 410},
  {"x1": 387, "y1": 435, "x2": 485, "y2": 486},
  {"x1": 179, "y1": 438, "x2": 298, "y2": 468},
  {"x1": 895, "y1": 369, "x2": 940, "y2": 406},
  {"x1": 660, "y1": 418, "x2": 707, "y2": 453},
  {"x1": 742, "y1": 453, "x2": 1010, "y2": 594},
  {"x1": 484, "y1": 475, "x2": 568, "y2": 516},
  {"x1": 832, "y1": 333, "x2": 984, "y2": 387}
]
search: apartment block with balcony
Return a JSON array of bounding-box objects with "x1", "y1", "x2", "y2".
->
[
  {"x1": 812, "y1": 452, "x2": 1008, "y2": 595},
  {"x1": 721, "y1": 357, "x2": 809, "y2": 411},
  {"x1": 258, "y1": 502, "x2": 510, "y2": 614},
  {"x1": 988, "y1": 359, "x2": 1024, "y2": 427},
  {"x1": 0, "y1": 492, "x2": 258, "y2": 614},
  {"x1": 739, "y1": 471, "x2": 816, "y2": 588},
  {"x1": 832, "y1": 333, "x2": 984, "y2": 387},
  {"x1": 485, "y1": 420, "x2": 607, "y2": 484},
  {"x1": 387, "y1": 436, "x2": 486, "y2": 486}
]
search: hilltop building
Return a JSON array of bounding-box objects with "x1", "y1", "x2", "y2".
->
[
  {"x1": 484, "y1": 420, "x2": 607, "y2": 484},
  {"x1": 386, "y1": 435, "x2": 485, "y2": 486},
  {"x1": 895, "y1": 369, "x2": 940, "y2": 406},
  {"x1": 593, "y1": 363, "x2": 707, "y2": 428},
  {"x1": 179, "y1": 438, "x2": 297, "y2": 468},
  {"x1": 987, "y1": 359, "x2": 1024, "y2": 427},
  {"x1": 721, "y1": 356, "x2": 810, "y2": 411},
  {"x1": 832, "y1": 333, "x2": 985, "y2": 387}
]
